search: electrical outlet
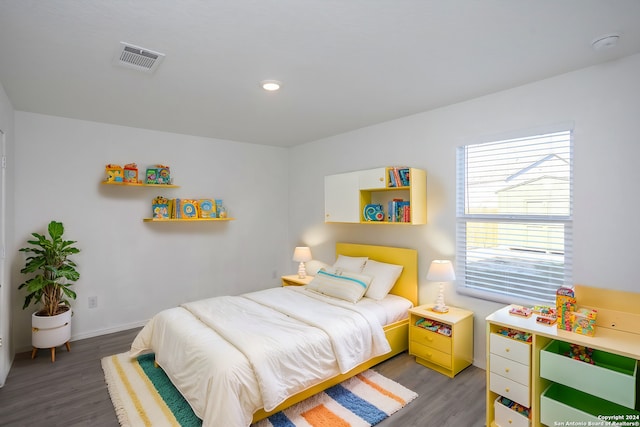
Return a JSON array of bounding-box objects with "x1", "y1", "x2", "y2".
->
[
  {"x1": 88, "y1": 296, "x2": 98, "y2": 309},
  {"x1": 0, "y1": 337, "x2": 3, "y2": 347}
]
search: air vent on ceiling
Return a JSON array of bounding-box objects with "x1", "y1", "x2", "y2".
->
[{"x1": 113, "y1": 42, "x2": 165, "y2": 73}]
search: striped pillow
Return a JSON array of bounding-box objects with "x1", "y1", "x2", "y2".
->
[{"x1": 307, "y1": 269, "x2": 373, "y2": 303}]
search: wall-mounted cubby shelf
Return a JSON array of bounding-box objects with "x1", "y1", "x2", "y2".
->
[{"x1": 101, "y1": 181, "x2": 180, "y2": 188}]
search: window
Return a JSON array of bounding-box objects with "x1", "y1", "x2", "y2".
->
[{"x1": 456, "y1": 129, "x2": 573, "y2": 304}]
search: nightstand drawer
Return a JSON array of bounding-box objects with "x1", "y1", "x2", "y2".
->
[
  {"x1": 411, "y1": 327, "x2": 452, "y2": 354},
  {"x1": 490, "y1": 353, "x2": 530, "y2": 387},
  {"x1": 410, "y1": 341, "x2": 452, "y2": 369},
  {"x1": 490, "y1": 372, "x2": 530, "y2": 408},
  {"x1": 490, "y1": 333, "x2": 530, "y2": 366}
]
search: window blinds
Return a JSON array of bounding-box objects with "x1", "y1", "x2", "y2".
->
[{"x1": 456, "y1": 130, "x2": 573, "y2": 303}]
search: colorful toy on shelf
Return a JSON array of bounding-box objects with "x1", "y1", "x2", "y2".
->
[
  {"x1": 123, "y1": 163, "x2": 138, "y2": 183},
  {"x1": 156, "y1": 165, "x2": 171, "y2": 184},
  {"x1": 215, "y1": 199, "x2": 226, "y2": 218},
  {"x1": 146, "y1": 168, "x2": 158, "y2": 184},
  {"x1": 152, "y1": 196, "x2": 169, "y2": 219},
  {"x1": 497, "y1": 327, "x2": 532, "y2": 342},
  {"x1": 509, "y1": 305, "x2": 532, "y2": 318},
  {"x1": 571, "y1": 307, "x2": 597, "y2": 337},
  {"x1": 105, "y1": 164, "x2": 124, "y2": 182},
  {"x1": 536, "y1": 315, "x2": 557, "y2": 326},
  {"x1": 198, "y1": 199, "x2": 216, "y2": 218},
  {"x1": 415, "y1": 318, "x2": 452, "y2": 336},
  {"x1": 565, "y1": 343, "x2": 595, "y2": 365},
  {"x1": 556, "y1": 286, "x2": 576, "y2": 331},
  {"x1": 175, "y1": 199, "x2": 199, "y2": 219},
  {"x1": 497, "y1": 396, "x2": 530, "y2": 419}
]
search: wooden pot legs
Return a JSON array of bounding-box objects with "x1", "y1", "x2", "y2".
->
[{"x1": 31, "y1": 341, "x2": 71, "y2": 362}]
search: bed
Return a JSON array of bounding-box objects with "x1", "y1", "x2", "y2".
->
[{"x1": 129, "y1": 243, "x2": 418, "y2": 426}]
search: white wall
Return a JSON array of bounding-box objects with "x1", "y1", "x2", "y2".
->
[
  {"x1": 11, "y1": 113, "x2": 291, "y2": 351},
  {"x1": 0, "y1": 80, "x2": 15, "y2": 386},
  {"x1": 289, "y1": 53, "x2": 640, "y2": 369}
]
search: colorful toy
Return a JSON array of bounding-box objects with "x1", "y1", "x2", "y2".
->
[
  {"x1": 571, "y1": 307, "x2": 597, "y2": 337},
  {"x1": 175, "y1": 199, "x2": 199, "y2": 219},
  {"x1": 199, "y1": 199, "x2": 216, "y2": 218},
  {"x1": 146, "y1": 168, "x2": 158, "y2": 184},
  {"x1": 509, "y1": 305, "x2": 532, "y2": 318},
  {"x1": 156, "y1": 165, "x2": 171, "y2": 184},
  {"x1": 497, "y1": 396, "x2": 530, "y2": 419},
  {"x1": 123, "y1": 163, "x2": 138, "y2": 183},
  {"x1": 497, "y1": 327, "x2": 532, "y2": 342},
  {"x1": 536, "y1": 315, "x2": 557, "y2": 326},
  {"x1": 152, "y1": 196, "x2": 169, "y2": 219},
  {"x1": 415, "y1": 318, "x2": 452, "y2": 336},
  {"x1": 105, "y1": 164, "x2": 123, "y2": 182},
  {"x1": 556, "y1": 286, "x2": 576, "y2": 331},
  {"x1": 565, "y1": 344, "x2": 595, "y2": 365}
]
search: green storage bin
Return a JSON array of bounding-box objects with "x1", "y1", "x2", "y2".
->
[
  {"x1": 541, "y1": 383, "x2": 640, "y2": 426},
  {"x1": 540, "y1": 340, "x2": 637, "y2": 409}
]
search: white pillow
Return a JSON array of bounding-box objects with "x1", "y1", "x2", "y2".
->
[
  {"x1": 305, "y1": 259, "x2": 331, "y2": 276},
  {"x1": 332, "y1": 255, "x2": 368, "y2": 273},
  {"x1": 362, "y1": 259, "x2": 404, "y2": 300},
  {"x1": 307, "y1": 269, "x2": 373, "y2": 303}
]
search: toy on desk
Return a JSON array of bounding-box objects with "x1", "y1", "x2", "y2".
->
[
  {"x1": 123, "y1": 163, "x2": 138, "y2": 183},
  {"x1": 571, "y1": 307, "x2": 597, "y2": 337},
  {"x1": 532, "y1": 305, "x2": 557, "y2": 317},
  {"x1": 105, "y1": 164, "x2": 124, "y2": 182},
  {"x1": 509, "y1": 305, "x2": 532, "y2": 318},
  {"x1": 536, "y1": 315, "x2": 557, "y2": 326},
  {"x1": 556, "y1": 286, "x2": 576, "y2": 331}
]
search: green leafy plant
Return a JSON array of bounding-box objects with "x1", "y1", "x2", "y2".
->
[{"x1": 19, "y1": 221, "x2": 80, "y2": 316}]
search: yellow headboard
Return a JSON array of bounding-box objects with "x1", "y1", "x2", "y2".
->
[{"x1": 336, "y1": 242, "x2": 418, "y2": 306}]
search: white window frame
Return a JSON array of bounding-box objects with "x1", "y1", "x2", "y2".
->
[{"x1": 456, "y1": 126, "x2": 573, "y2": 304}]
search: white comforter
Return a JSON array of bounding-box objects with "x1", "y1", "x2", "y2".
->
[{"x1": 130, "y1": 286, "x2": 391, "y2": 427}]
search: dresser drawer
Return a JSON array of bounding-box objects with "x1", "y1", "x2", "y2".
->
[
  {"x1": 411, "y1": 326, "x2": 451, "y2": 354},
  {"x1": 490, "y1": 372, "x2": 530, "y2": 407},
  {"x1": 490, "y1": 353, "x2": 530, "y2": 387},
  {"x1": 410, "y1": 341, "x2": 452, "y2": 369},
  {"x1": 494, "y1": 397, "x2": 530, "y2": 427},
  {"x1": 490, "y1": 333, "x2": 530, "y2": 365}
]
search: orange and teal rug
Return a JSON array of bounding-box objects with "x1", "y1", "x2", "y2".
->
[{"x1": 102, "y1": 352, "x2": 417, "y2": 427}]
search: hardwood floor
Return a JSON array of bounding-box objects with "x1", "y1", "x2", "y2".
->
[{"x1": 0, "y1": 328, "x2": 486, "y2": 426}]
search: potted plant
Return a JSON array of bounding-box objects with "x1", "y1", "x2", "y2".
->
[{"x1": 19, "y1": 220, "x2": 80, "y2": 361}]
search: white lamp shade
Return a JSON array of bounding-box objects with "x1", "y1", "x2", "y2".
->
[
  {"x1": 292, "y1": 246, "x2": 312, "y2": 262},
  {"x1": 426, "y1": 260, "x2": 456, "y2": 282}
]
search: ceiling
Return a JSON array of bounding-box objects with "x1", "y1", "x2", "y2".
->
[{"x1": 1, "y1": 1, "x2": 639, "y2": 147}]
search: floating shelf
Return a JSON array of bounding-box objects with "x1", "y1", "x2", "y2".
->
[
  {"x1": 102, "y1": 181, "x2": 180, "y2": 188},
  {"x1": 143, "y1": 218, "x2": 235, "y2": 222}
]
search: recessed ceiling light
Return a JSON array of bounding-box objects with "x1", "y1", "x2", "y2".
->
[
  {"x1": 260, "y1": 80, "x2": 282, "y2": 91},
  {"x1": 591, "y1": 33, "x2": 621, "y2": 51}
]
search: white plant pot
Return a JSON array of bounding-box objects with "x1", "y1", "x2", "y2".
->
[{"x1": 32, "y1": 309, "x2": 71, "y2": 349}]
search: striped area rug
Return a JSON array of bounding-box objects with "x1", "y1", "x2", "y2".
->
[{"x1": 102, "y1": 352, "x2": 417, "y2": 427}]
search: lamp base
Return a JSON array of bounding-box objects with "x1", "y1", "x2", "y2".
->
[
  {"x1": 297, "y1": 262, "x2": 307, "y2": 279},
  {"x1": 430, "y1": 305, "x2": 449, "y2": 313}
]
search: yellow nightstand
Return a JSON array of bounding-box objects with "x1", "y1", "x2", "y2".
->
[
  {"x1": 281, "y1": 275, "x2": 314, "y2": 287},
  {"x1": 408, "y1": 304, "x2": 474, "y2": 378}
]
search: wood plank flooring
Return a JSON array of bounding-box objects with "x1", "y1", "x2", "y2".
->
[{"x1": 0, "y1": 328, "x2": 486, "y2": 426}]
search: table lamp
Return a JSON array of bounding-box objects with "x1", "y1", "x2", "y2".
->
[
  {"x1": 426, "y1": 260, "x2": 456, "y2": 313},
  {"x1": 292, "y1": 246, "x2": 312, "y2": 279}
]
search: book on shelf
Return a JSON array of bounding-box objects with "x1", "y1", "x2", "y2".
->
[
  {"x1": 387, "y1": 199, "x2": 411, "y2": 222},
  {"x1": 388, "y1": 167, "x2": 410, "y2": 187}
]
